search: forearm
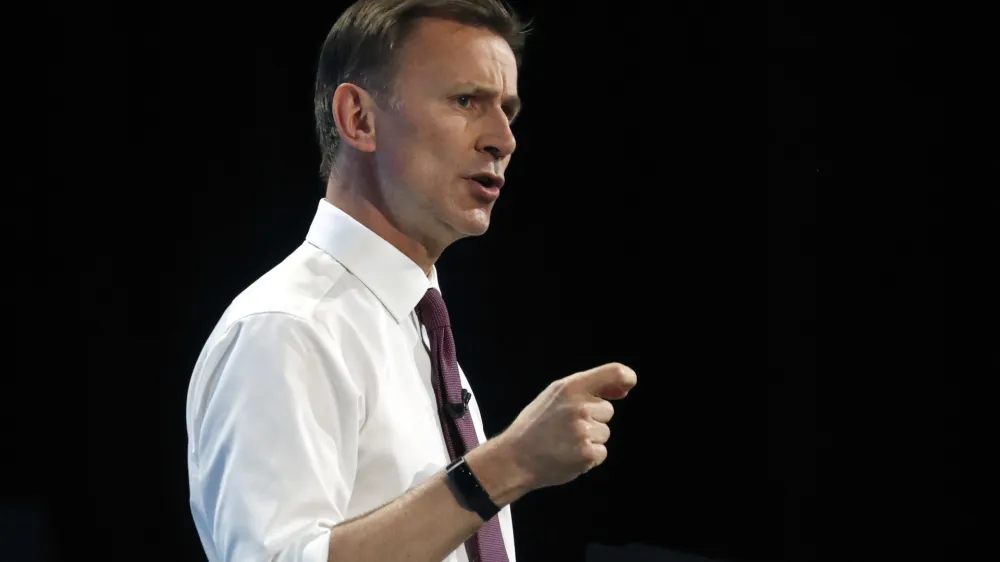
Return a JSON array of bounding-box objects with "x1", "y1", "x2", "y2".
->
[{"x1": 326, "y1": 437, "x2": 530, "y2": 562}]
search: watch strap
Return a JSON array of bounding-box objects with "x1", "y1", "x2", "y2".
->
[{"x1": 445, "y1": 456, "x2": 501, "y2": 521}]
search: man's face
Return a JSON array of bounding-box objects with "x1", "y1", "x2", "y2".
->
[{"x1": 372, "y1": 18, "x2": 520, "y2": 246}]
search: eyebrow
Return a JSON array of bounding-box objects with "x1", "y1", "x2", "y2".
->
[{"x1": 455, "y1": 82, "x2": 522, "y2": 122}]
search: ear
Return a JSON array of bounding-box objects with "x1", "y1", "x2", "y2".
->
[{"x1": 331, "y1": 82, "x2": 377, "y2": 153}]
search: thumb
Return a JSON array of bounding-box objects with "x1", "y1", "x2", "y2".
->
[{"x1": 572, "y1": 362, "x2": 637, "y2": 399}]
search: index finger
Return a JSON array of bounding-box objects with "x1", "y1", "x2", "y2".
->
[{"x1": 572, "y1": 362, "x2": 637, "y2": 399}]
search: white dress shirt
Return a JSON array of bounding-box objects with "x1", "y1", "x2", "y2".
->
[{"x1": 185, "y1": 198, "x2": 516, "y2": 562}]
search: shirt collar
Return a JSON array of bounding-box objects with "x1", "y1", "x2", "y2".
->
[{"x1": 305, "y1": 198, "x2": 439, "y2": 324}]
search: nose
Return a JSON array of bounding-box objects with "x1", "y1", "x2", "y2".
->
[{"x1": 477, "y1": 115, "x2": 516, "y2": 162}]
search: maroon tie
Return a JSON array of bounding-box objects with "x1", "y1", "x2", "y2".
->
[{"x1": 417, "y1": 287, "x2": 510, "y2": 562}]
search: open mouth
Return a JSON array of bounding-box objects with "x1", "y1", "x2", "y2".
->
[{"x1": 468, "y1": 174, "x2": 503, "y2": 189}]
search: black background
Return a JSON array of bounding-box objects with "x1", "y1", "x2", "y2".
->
[{"x1": 6, "y1": 1, "x2": 981, "y2": 561}]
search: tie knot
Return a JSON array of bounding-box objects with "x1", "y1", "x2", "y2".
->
[{"x1": 417, "y1": 287, "x2": 451, "y2": 331}]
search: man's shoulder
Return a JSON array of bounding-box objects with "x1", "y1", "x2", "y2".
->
[
  {"x1": 190, "y1": 239, "x2": 412, "y2": 380},
  {"x1": 187, "y1": 241, "x2": 381, "y2": 383},
  {"x1": 221, "y1": 242, "x2": 363, "y2": 329}
]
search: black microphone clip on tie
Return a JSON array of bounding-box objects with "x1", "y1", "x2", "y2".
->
[{"x1": 446, "y1": 388, "x2": 472, "y2": 418}]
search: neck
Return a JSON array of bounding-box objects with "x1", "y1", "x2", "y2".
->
[{"x1": 325, "y1": 161, "x2": 440, "y2": 277}]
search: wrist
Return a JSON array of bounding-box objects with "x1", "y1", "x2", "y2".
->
[{"x1": 464, "y1": 435, "x2": 532, "y2": 507}]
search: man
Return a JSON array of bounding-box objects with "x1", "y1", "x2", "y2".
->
[{"x1": 184, "y1": 1, "x2": 638, "y2": 561}]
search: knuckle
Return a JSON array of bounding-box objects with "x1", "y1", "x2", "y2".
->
[
  {"x1": 587, "y1": 444, "x2": 607, "y2": 465},
  {"x1": 593, "y1": 425, "x2": 607, "y2": 443}
]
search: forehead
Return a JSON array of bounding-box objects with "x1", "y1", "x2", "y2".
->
[{"x1": 394, "y1": 18, "x2": 518, "y2": 94}]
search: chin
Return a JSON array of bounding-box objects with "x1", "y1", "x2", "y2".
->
[{"x1": 451, "y1": 208, "x2": 492, "y2": 237}]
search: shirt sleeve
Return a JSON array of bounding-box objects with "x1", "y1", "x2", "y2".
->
[{"x1": 187, "y1": 312, "x2": 362, "y2": 562}]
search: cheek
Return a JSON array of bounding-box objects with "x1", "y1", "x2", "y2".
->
[
  {"x1": 375, "y1": 118, "x2": 424, "y2": 180},
  {"x1": 402, "y1": 131, "x2": 456, "y2": 182},
  {"x1": 376, "y1": 110, "x2": 464, "y2": 190}
]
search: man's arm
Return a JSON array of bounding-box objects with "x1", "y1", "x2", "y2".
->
[
  {"x1": 189, "y1": 313, "x2": 366, "y2": 562},
  {"x1": 324, "y1": 361, "x2": 640, "y2": 562},
  {"x1": 326, "y1": 436, "x2": 529, "y2": 562}
]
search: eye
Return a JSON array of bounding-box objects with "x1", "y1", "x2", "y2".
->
[{"x1": 456, "y1": 95, "x2": 472, "y2": 108}]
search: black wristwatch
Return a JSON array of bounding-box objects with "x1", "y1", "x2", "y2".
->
[{"x1": 445, "y1": 456, "x2": 501, "y2": 521}]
